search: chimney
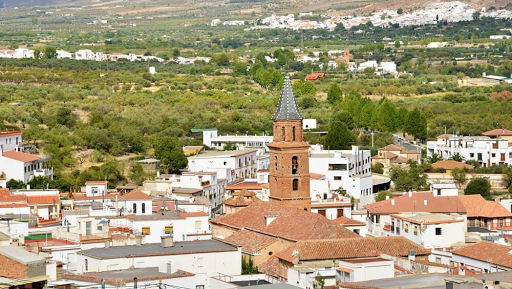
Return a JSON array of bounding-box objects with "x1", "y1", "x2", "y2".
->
[
  {"x1": 26, "y1": 184, "x2": 30, "y2": 190},
  {"x1": 391, "y1": 199, "x2": 395, "y2": 206},
  {"x1": 135, "y1": 236, "x2": 142, "y2": 246},
  {"x1": 386, "y1": 195, "x2": 390, "y2": 200},
  {"x1": 105, "y1": 239, "x2": 110, "y2": 249},
  {"x1": 408, "y1": 191, "x2": 412, "y2": 197},
  {"x1": 161, "y1": 235, "x2": 174, "y2": 248},
  {"x1": 265, "y1": 215, "x2": 277, "y2": 226},
  {"x1": 424, "y1": 199, "x2": 427, "y2": 206}
]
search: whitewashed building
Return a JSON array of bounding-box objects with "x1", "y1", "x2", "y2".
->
[{"x1": 427, "y1": 136, "x2": 512, "y2": 167}]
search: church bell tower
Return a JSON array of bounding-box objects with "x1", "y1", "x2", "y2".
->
[{"x1": 268, "y1": 75, "x2": 311, "y2": 211}]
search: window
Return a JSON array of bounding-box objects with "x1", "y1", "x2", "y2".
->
[
  {"x1": 142, "y1": 203, "x2": 146, "y2": 214},
  {"x1": 436, "y1": 257, "x2": 441, "y2": 264},
  {"x1": 404, "y1": 223, "x2": 409, "y2": 233},
  {"x1": 292, "y1": 179, "x2": 299, "y2": 191},
  {"x1": 133, "y1": 203, "x2": 137, "y2": 214},
  {"x1": 328, "y1": 164, "x2": 347, "y2": 171},
  {"x1": 470, "y1": 153, "x2": 474, "y2": 158},
  {"x1": 292, "y1": 156, "x2": 298, "y2": 174},
  {"x1": 492, "y1": 153, "x2": 496, "y2": 158},
  {"x1": 337, "y1": 209, "x2": 344, "y2": 217},
  {"x1": 165, "y1": 226, "x2": 173, "y2": 234},
  {"x1": 142, "y1": 227, "x2": 151, "y2": 235},
  {"x1": 292, "y1": 126, "x2": 296, "y2": 141},
  {"x1": 274, "y1": 156, "x2": 278, "y2": 171},
  {"x1": 318, "y1": 210, "x2": 326, "y2": 217},
  {"x1": 334, "y1": 176, "x2": 342, "y2": 181},
  {"x1": 414, "y1": 225, "x2": 418, "y2": 236},
  {"x1": 282, "y1": 127, "x2": 285, "y2": 141},
  {"x1": 195, "y1": 221, "x2": 202, "y2": 230},
  {"x1": 435, "y1": 227, "x2": 442, "y2": 235},
  {"x1": 196, "y1": 286, "x2": 205, "y2": 289},
  {"x1": 85, "y1": 259, "x2": 88, "y2": 271}
]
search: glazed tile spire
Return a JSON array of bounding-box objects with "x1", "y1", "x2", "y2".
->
[{"x1": 273, "y1": 75, "x2": 304, "y2": 121}]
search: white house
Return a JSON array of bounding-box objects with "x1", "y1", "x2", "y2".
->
[
  {"x1": 84, "y1": 181, "x2": 108, "y2": 198},
  {"x1": 201, "y1": 129, "x2": 273, "y2": 151},
  {"x1": 74, "y1": 239, "x2": 241, "y2": 289},
  {"x1": 75, "y1": 49, "x2": 96, "y2": 61},
  {"x1": 358, "y1": 60, "x2": 378, "y2": 71},
  {"x1": 430, "y1": 183, "x2": 458, "y2": 196},
  {"x1": 173, "y1": 172, "x2": 227, "y2": 210},
  {"x1": 336, "y1": 258, "x2": 394, "y2": 283},
  {"x1": 0, "y1": 129, "x2": 23, "y2": 152},
  {"x1": 309, "y1": 147, "x2": 373, "y2": 203},
  {"x1": 187, "y1": 149, "x2": 259, "y2": 183},
  {"x1": 386, "y1": 213, "x2": 465, "y2": 249},
  {"x1": 427, "y1": 136, "x2": 512, "y2": 167},
  {"x1": 450, "y1": 242, "x2": 512, "y2": 274},
  {"x1": 379, "y1": 62, "x2": 397, "y2": 74},
  {"x1": 57, "y1": 50, "x2": 73, "y2": 59},
  {"x1": 0, "y1": 150, "x2": 53, "y2": 184}
]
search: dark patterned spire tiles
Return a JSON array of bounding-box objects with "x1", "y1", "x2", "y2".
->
[{"x1": 272, "y1": 75, "x2": 304, "y2": 121}]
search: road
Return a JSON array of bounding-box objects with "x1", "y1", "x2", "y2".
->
[{"x1": 393, "y1": 134, "x2": 424, "y2": 152}]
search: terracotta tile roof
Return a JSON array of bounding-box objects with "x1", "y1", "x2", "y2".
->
[
  {"x1": 223, "y1": 230, "x2": 278, "y2": 252},
  {"x1": 332, "y1": 216, "x2": 365, "y2": 226},
  {"x1": 26, "y1": 195, "x2": 59, "y2": 205},
  {"x1": 179, "y1": 212, "x2": 209, "y2": 217},
  {"x1": 258, "y1": 256, "x2": 281, "y2": 278},
  {"x1": 85, "y1": 181, "x2": 108, "y2": 185},
  {"x1": 0, "y1": 203, "x2": 29, "y2": 208},
  {"x1": 305, "y1": 73, "x2": 325, "y2": 80},
  {"x1": 364, "y1": 192, "x2": 466, "y2": 215},
  {"x1": 1, "y1": 151, "x2": 41, "y2": 163},
  {"x1": 378, "y1": 144, "x2": 403, "y2": 151},
  {"x1": 122, "y1": 189, "x2": 152, "y2": 200},
  {"x1": 225, "y1": 182, "x2": 262, "y2": 191},
  {"x1": 0, "y1": 189, "x2": 27, "y2": 202},
  {"x1": 311, "y1": 201, "x2": 351, "y2": 208},
  {"x1": 459, "y1": 195, "x2": 512, "y2": 218},
  {"x1": 276, "y1": 236, "x2": 429, "y2": 262},
  {"x1": 0, "y1": 130, "x2": 22, "y2": 137},
  {"x1": 224, "y1": 189, "x2": 259, "y2": 207},
  {"x1": 211, "y1": 202, "x2": 360, "y2": 241},
  {"x1": 452, "y1": 242, "x2": 512, "y2": 268},
  {"x1": 437, "y1": 134, "x2": 453, "y2": 139},
  {"x1": 482, "y1": 128, "x2": 512, "y2": 136},
  {"x1": 431, "y1": 160, "x2": 474, "y2": 170}
]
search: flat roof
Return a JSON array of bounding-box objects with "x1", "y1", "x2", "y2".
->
[
  {"x1": 188, "y1": 149, "x2": 258, "y2": 159},
  {"x1": 79, "y1": 239, "x2": 237, "y2": 259},
  {"x1": 79, "y1": 267, "x2": 190, "y2": 280},
  {"x1": 0, "y1": 245, "x2": 45, "y2": 264},
  {"x1": 350, "y1": 274, "x2": 454, "y2": 288},
  {"x1": 391, "y1": 213, "x2": 463, "y2": 225},
  {"x1": 431, "y1": 183, "x2": 457, "y2": 189}
]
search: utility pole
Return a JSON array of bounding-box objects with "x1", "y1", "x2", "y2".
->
[
  {"x1": 301, "y1": 30, "x2": 304, "y2": 50},
  {"x1": 371, "y1": 131, "x2": 374, "y2": 148}
]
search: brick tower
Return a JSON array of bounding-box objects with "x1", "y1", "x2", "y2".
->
[{"x1": 268, "y1": 75, "x2": 311, "y2": 211}]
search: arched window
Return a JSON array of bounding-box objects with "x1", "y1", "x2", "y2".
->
[
  {"x1": 133, "y1": 203, "x2": 137, "y2": 214},
  {"x1": 291, "y1": 156, "x2": 298, "y2": 174},
  {"x1": 282, "y1": 126, "x2": 285, "y2": 141},
  {"x1": 292, "y1": 179, "x2": 299, "y2": 191},
  {"x1": 274, "y1": 156, "x2": 278, "y2": 171},
  {"x1": 292, "y1": 126, "x2": 296, "y2": 141},
  {"x1": 142, "y1": 203, "x2": 146, "y2": 214}
]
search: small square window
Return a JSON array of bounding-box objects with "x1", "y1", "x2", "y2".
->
[{"x1": 435, "y1": 228, "x2": 442, "y2": 235}]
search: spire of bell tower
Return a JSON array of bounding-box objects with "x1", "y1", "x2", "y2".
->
[{"x1": 273, "y1": 75, "x2": 303, "y2": 121}]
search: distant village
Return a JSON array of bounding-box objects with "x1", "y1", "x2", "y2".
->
[
  {"x1": 2, "y1": 75, "x2": 512, "y2": 289},
  {"x1": 211, "y1": 2, "x2": 512, "y2": 31}
]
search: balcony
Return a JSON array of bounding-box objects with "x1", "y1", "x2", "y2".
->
[{"x1": 34, "y1": 167, "x2": 53, "y2": 178}]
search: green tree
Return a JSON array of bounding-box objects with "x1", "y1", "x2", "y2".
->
[
  {"x1": 324, "y1": 121, "x2": 356, "y2": 150},
  {"x1": 334, "y1": 111, "x2": 354, "y2": 130},
  {"x1": 451, "y1": 168, "x2": 467, "y2": 189},
  {"x1": 223, "y1": 142, "x2": 237, "y2": 150},
  {"x1": 394, "y1": 40, "x2": 401, "y2": 48},
  {"x1": 172, "y1": 48, "x2": 180, "y2": 57},
  {"x1": 154, "y1": 136, "x2": 188, "y2": 174},
  {"x1": 44, "y1": 47, "x2": 57, "y2": 59},
  {"x1": 301, "y1": 96, "x2": 316, "y2": 109},
  {"x1": 313, "y1": 273, "x2": 325, "y2": 289},
  {"x1": 503, "y1": 167, "x2": 512, "y2": 189},
  {"x1": 6, "y1": 179, "x2": 25, "y2": 189},
  {"x1": 28, "y1": 176, "x2": 52, "y2": 189},
  {"x1": 375, "y1": 190, "x2": 393, "y2": 202},
  {"x1": 327, "y1": 84, "x2": 342, "y2": 104},
  {"x1": 397, "y1": 8, "x2": 404, "y2": 14},
  {"x1": 405, "y1": 108, "x2": 427, "y2": 140},
  {"x1": 372, "y1": 163, "x2": 384, "y2": 174},
  {"x1": 464, "y1": 177, "x2": 491, "y2": 199},
  {"x1": 241, "y1": 257, "x2": 259, "y2": 274},
  {"x1": 130, "y1": 163, "x2": 146, "y2": 186},
  {"x1": 427, "y1": 153, "x2": 442, "y2": 164},
  {"x1": 449, "y1": 153, "x2": 465, "y2": 162}
]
